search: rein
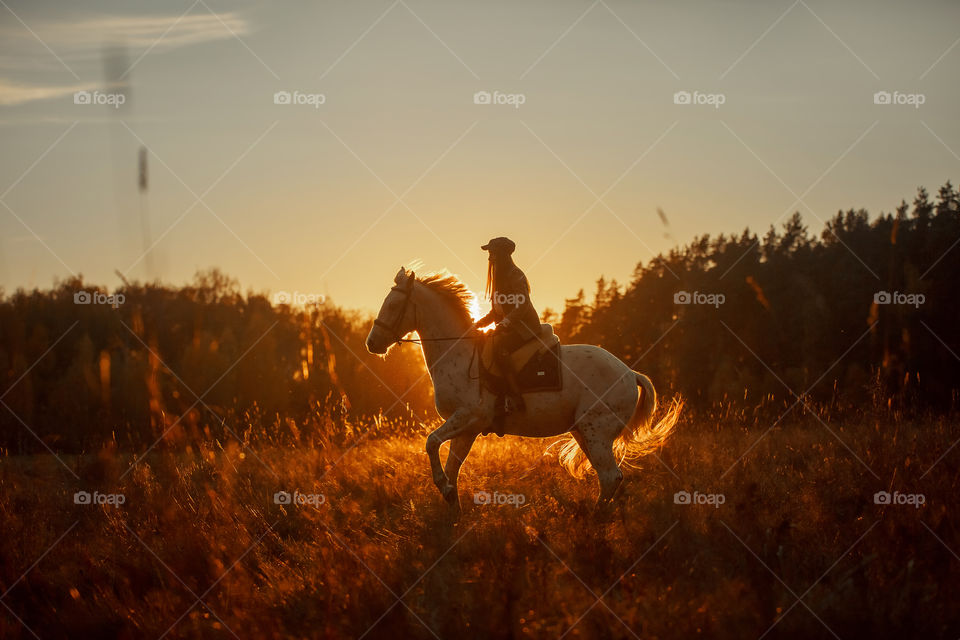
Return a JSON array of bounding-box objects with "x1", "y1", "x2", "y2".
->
[{"x1": 398, "y1": 334, "x2": 481, "y2": 386}]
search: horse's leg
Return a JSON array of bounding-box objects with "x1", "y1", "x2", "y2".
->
[
  {"x1": 591, "y1": 445, "x2": 623, "y2": 505},
  {"x1": 442, "y1": 433, "x2": 477, "y2": 514},
  {"x1": 575, "y1": 418, "x2": 624, "y2": 506},
  {"x1": 426, "y1": 410, "x2": 481, "y2": 501},
  {"x1": 444, "y1": 433, "x2": 477, "y2": 494}
]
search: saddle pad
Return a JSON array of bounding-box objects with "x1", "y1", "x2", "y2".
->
[
  {"x1": 479, "y1": 324, "x2": 562, "y2": 394},
  {"x1": 480, "y1": 323, "x2": 559, "y2": 375},
  {"x1": 515, "y1": 342, "x2": 562, "y2": 392}
]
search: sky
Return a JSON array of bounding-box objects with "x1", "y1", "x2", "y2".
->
[{"x1": 1, "y1": 0, "x2": 958, "y2": 314}]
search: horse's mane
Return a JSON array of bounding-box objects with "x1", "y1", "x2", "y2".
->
[{"x1": 415, "y1": 272, "x2": 475, "y2": 325}]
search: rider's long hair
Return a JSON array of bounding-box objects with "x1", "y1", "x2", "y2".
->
[
  {"x1": 484, "y1": 254, "x2": 530, "y2": 301},
  {"x1": 484, "y1": 257, "x2": 496, "y2": 301}
]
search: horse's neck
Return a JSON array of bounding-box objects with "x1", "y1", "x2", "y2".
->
[{"x1": 415, "y1": 288, "x2": 473, "y2": 379}]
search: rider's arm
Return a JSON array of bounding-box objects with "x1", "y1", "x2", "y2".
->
[{"x1": 474, "y1": 309, "x2": 496, "y2": 328}]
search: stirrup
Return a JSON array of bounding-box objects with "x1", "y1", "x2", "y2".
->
[{"x1": 506, "y1": 394, "x2": 526, "y2": 413}]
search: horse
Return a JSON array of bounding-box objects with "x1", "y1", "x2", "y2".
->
[{"x1": 365, "y1": 267, "x2": 680, "y2": 515}]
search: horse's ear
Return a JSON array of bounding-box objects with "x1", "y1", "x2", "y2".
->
[
  {"x1": 394, "y1": 267, "x2": 406, "y2": 283},
  {"x1": 406, "y1": 271, "x2": 415, "y2": 289}
]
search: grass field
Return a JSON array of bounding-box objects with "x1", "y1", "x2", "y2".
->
[{"x1": 1, "y1": 410, "x2": 958, "y2": 639}]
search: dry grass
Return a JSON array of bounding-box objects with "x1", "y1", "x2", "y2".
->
[{"x1": 1, "y1": 411, "x2": 958, "y2": 639}]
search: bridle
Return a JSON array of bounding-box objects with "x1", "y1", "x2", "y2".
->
[
  {"x1": 372, "y1": 276, "x2": 482, "y2": 386},
  {"x1": 373, "y1": 280, "x2": 415, "y2": 344}
]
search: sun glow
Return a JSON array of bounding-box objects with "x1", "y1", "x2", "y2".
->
[
  {"x1": 468, "y1": 293, "x2": 483, "y2": 323},
  {"x1": 462, "y1": 279, "x2": 494, "y2": 329},
  {"x1": 408, "y1": 263, "x2": 489, "y2": 325},
  {"x1": 459, "y1": 275, "x2": 496, "y2": 330}
]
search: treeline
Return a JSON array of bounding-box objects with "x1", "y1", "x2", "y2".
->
[
  {"x1": 0, "y1": 270, "x2": 433, "y2": 454},
  {"x1": 548, "y1": 182, "x2": 960, "y2": 413}
]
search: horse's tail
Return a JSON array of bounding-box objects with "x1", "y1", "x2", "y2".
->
[
  {"x1": 557, "y1": 371, "x2": 682, "y2": 478},
  {"x1": 613, "y1": 372, "x2": 681, "y2": 467}
]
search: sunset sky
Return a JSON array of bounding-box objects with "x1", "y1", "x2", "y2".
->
[{"x1": 1, "y1": 0, "x2": 958, "y2": 313}]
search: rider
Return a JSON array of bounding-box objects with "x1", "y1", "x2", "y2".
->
[{"x1": 473, "y1": 237, "x2": 541, "y2": 413}]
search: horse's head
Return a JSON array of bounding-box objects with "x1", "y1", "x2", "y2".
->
[{"x1": 366, "y1": 267, "x2": 417, "y2": 354}]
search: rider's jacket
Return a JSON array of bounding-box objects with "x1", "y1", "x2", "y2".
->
[{"x1": 476, "y1": 265, "x2": 540, "y2": 340}]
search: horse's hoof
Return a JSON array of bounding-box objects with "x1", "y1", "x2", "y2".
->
[{"x1": 441, "y1": 484, "x2": 457, "y2": 503}]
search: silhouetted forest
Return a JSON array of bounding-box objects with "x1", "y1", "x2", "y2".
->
[
  {"x1": 550, "y1": 182, "x2": 960, "y2": 414},
  {"x1": 0, "y1": 270, "x2": 432, "y2": 454},
  {"x1": 1, "y1": 183, "x2": 958, "y2": 454}
]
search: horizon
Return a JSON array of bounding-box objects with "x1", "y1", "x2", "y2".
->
[{"x1": 0, "y1": 185, "x2": 949, "y2": 317}]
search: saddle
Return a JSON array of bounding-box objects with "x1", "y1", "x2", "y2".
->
[{"x1": 479, "y1": 323, "x2": 562, "y2": 394}]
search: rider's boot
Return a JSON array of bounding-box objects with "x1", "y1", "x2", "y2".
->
[{"x1": 502, "y1": 366, "x2": 526, "y2": 414}]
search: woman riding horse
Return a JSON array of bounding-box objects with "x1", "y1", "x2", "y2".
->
[{"x1": 472, "y1": 237, "x2": 540, "y2": 413}]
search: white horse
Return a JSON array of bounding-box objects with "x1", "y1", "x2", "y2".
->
[{"x1": 366, "y1": 268, "x2": 680, "y2": 514}]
